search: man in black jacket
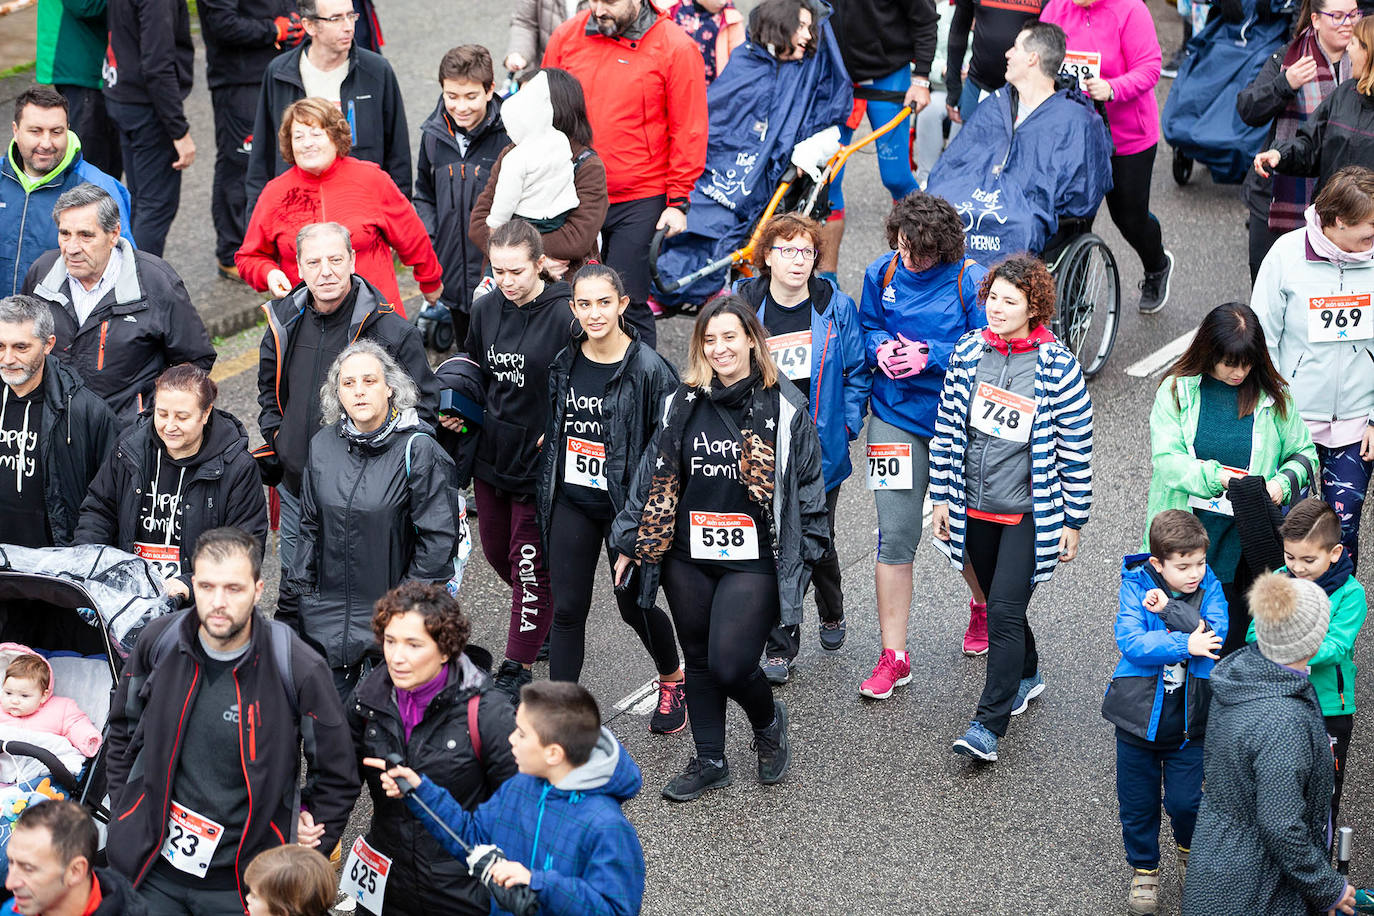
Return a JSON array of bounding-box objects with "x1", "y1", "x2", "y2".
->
[
  {"x1": 102, "y1": 0, "x2": 195, "y2": 257},
  {"x1": 0, "y1": 294, "x2": 116, "y2": 548},
  {"x1": 23, "y1": 184, "x2": 216, "y2": 428},
  {"x1": 198, "y1": 0, "x2": 304, "y2": 279},
  {"x1": 105, "y1": 527, "x2": 359, "y2": 916},
  {"x1": 5, "y1": 800, "x2": 147, "y2": 916},
  {"x1": 254, "y1": 222, "x2": 439, "y2": 575},
  {"x1": 245, "y1": 0, "x2": 410, "y2": 212}
]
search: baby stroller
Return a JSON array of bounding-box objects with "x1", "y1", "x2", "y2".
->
[
  {"x1": 1162, "y1": 0, "x2": 1295, "y2": 185},
  {"x1": 0, "y1": 544, "x2": 177, "y2": 853}
]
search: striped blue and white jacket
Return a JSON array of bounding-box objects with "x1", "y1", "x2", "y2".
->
[{"x1": 928, "y1": 329, "x2": 1094, "y2": 583}]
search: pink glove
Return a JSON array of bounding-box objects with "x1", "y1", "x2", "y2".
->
[
  {"x1": 877, "y1": 335, "x2": 929, "y2": 379},
  {"x1": 895, "y1": 334, "x2": 929, "y2": 374},
  {"x1": 875, "y1": 339, "x2": 905, "y2": 379}
]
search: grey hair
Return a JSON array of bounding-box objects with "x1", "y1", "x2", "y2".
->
[
  {"x1": 296, "y1": 222, "x2": 352, "y2": 261},
  {"x1": 0, "y1": 295, "x2": 56, "y2": 342},
  {"x1": 298, "y1": 0, "x2": 319, "y2": 16},
  {"x1": 319, "y1": 340, "x2": 419, "y2": 425},
  {"x1": 1019, "y1": 21, "x2": 1067, "y2": 80},
  {"x1": 51, "y1": 183, "x2": 120, "y2": 232}
]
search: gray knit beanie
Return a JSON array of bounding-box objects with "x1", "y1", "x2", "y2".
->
[{"x1": 1248, "y1": 572, "x2": 1330, "y2": 665}]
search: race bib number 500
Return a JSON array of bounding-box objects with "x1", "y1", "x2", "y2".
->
[
  {"x1": 689, "y1": 512, "x2": 760, "y2": 561},
  {"x1": 1308, "y1": 293, "x2": 1372, "y2": 343}
]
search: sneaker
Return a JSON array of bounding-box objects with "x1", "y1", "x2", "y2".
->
[
  {"x1": 535, "y1": 633, "x2": 551, "y2": 663},
  {"x1": 952, "y1": 720, "x2": 999, "y2": 761},
  {"x1": 762, "y1": 656, "x2": 793, "y2": 685},
  {"x1": 216, "y1": 262, "x2": 243, "y2": 283},
  {"x1": 752, "y1": 700, "x2": 791, "y2": 785},
  {"x1": 491, "y1": 659, "x2": 531, "y2": 706},
  {"x1": 1160, "y1": 46, "x2": 1185, "y2": 79},
  {"x1": 1127, "y1": 868, "x2": 1160, "y2": 915},
  {"x1": 1010, "y1": 672, "x2": 1046, "y2": 716},
  {"x1": 649, "y1": 680, "x2": 687, "y2": 735},
  {"x1": 858, "y1": 649, "x2": 912, "y2": 699},
  {"x1": 1176, "y1": 845, "x2": 1188, "y2": 889},
  {"x1": 1138, "y1": 251, "x2": 1175, "y2": 314},
  {"x1": 962, "y1": 601, "x2": 988, "y2": 657},
  {"x1": 818, "y1": 617, "x2": 847, "y2": 651},
  {"x1": 661, "y1": 757, "x2": 732, "y2": 802}
]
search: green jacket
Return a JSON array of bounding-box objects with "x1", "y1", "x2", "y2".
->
[
  {"x1": 36, "y1": 0, "x2": 108, "y2": 89},
  {"x1": 1145, "y1": 374, "x2": 1316, "y2": 544},
  {"x1": 1247, "y1": 569, "x2": 1367, "y2": 717}
]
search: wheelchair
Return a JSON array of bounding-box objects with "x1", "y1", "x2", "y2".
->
[{"x1": 1040, "y1": 216, "x2": 1121, "y2": 379}]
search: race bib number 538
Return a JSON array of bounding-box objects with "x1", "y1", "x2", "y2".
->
[
  {"x1": 689, "y1": 512, "x2": 760, "y2": 561},
  {"x1": 1308, "y1": 293, "x2": 1372, "y2": 343}
]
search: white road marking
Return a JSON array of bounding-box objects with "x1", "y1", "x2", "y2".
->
[
  {"x1": 1126, "y1": 327, "x2": 1196, "y2": 378},
  {"x1": 614, "y1": 678, "x2": 661, "y2": 716}
]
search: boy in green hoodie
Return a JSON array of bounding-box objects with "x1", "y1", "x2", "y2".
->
[{"x1": 1247, "y1": 497, "x2": 1368, "y2": 818}]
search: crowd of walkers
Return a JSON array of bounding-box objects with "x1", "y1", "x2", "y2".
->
[{"x1": 7, "y1": 0, "x2": 1374, "y2": 912}]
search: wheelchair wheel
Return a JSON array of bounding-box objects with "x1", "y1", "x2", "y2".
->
[
  {"x1": 1049, "y1": 232, "x2": 1120, "y2": 379},
  {"x1": 1172, "y1": 149, "x2": 1193, "y2": 186}
]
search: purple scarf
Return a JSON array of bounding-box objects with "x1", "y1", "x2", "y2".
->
[
  {"x1": 1270, "y1": 30, "x2": 1349, "y2": 232},
  {"x1": 396, "y1": 664, "x2": 451, "y2": 741}
]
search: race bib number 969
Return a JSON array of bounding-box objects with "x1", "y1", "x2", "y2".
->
[{"x1": 1308, "y1": 294, "x2": 1372, "y2": 343}]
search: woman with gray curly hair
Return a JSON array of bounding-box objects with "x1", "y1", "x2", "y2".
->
[{"x1": 281, "y1": 340, "x2": 464, "y2": 701}]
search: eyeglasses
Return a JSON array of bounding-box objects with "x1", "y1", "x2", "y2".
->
[
  {"x1": 1316, "y1": 9, "x2": 1363, "y2": 25},
  {"x1": 308, "y1": 11, "x2": 361, "y2": 24},
  {"x1": 771, "y1": 245, "x2": 818, "y2": 260}
]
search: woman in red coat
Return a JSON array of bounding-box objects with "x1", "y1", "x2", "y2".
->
[{"x1": 237, "y1": 97, "x2": 443, "y2": 318}]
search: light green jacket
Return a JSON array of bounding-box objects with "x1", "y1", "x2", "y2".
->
[{"x1": 1144, "y1": 374, "x2": 1317, "y2": 547}]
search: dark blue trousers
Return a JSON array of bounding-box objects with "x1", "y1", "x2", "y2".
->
[{"x1": 1116, "y1": 735, "x2": 1205, "y2": 868}]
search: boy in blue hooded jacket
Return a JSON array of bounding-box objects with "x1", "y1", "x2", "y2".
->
[
  {"x1": 1103, "y1": 510, "x2": 1228, "y2": 915},
  {"x1": 366, "y1": 681, "x2": 644, "y2": 916}
]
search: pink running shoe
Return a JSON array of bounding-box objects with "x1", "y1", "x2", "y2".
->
[
  {"x1": 859, "y1": 649, "x2": 912, "y2": 699},
  {"x1": 963, "y1": 601, "x2": 989, "y2": 657},
  {"x1": 650, "y1": 680, "x2": 688, "y2": 734}
]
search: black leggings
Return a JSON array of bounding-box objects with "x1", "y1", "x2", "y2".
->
[
  {"x1": 965, "y1": 516, "x2": 1039, "y2": 738},
  {"x1": 660, "y1": 558, "x2": 778, "y2": 760},
  {"x1": 547, "y1": 500, "x2": 681, "y2": 682},
  {"x1": 1106, "y1": 145, "x2": 1169, "y2": 275}
]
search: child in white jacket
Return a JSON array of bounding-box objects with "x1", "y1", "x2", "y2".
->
[{"x1": 486, "y1": 70, "x2": 580, "y2": 231}]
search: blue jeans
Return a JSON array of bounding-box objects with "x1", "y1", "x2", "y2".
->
[
  {"x1": 1317, "y1": 440, "x2": 1373, "y2": 568},
  {"x1": 828, "y1": 67, "x2": 919, "y2": 213},
  {"x1": 957, "y1": 76, "x2": 990, "y2": 125},
  {"x1": 1116, "y1": 735, "x2": 1205, "y2": 868}
]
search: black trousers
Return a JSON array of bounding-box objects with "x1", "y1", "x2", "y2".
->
[
  {"x1": 547, "y1": 499, "x2": 681, "y2": 682},
  {"x1": 1328, "y1": 712, "x2": 1354, "y2": 820},
  {"x1": 1106, "y1": 145, "x2": 1169, "y2": 275},
  {"x1": 58, "y1": 85, "x2": 122, "y2": 178},
  {"x1": 661, "y1": 558, "x2": 777, "y2": 760},
  {"x1": 209, "y1": 84, "x2": 258, "y2": 267},
  {"x1": 1248, "y1": 212, "x2": 1283, "y2": 286},
  {"x1": 966, "y1": 515, "x2": 1039, "y2": 738},
  {"x1": 1218, "y1": 555, "x2": 1256, "y2": 658},
  {"x1": 105, "y1": 98, "x2": 180, "y2": 257},
  {"x1": 601, "y1": 195, "x2": 663, "y2": 349},
  {"x1": 766, "y1": 484, "x2": 843, "y2": 660}
]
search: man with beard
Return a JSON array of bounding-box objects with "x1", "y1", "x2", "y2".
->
[{"x1": 0, "y1": 294, "x2": 115, "y2": 547}]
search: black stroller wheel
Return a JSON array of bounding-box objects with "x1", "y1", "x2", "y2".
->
[{"x1": 1172, "y1": 149, "x2": 1194, "y2": 186}]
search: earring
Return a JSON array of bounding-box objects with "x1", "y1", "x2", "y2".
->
[{"x1": 569, "y1": 317, "x2": 581, "y2": 338}]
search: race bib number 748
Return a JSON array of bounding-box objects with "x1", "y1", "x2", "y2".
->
[{"x1": 970, "y1": 383, "x2": 1034, "y2": 443}]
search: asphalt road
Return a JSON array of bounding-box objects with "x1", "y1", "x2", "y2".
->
[{"x1": 27, "y1": 0, "x2": 1374, "y2": 912}]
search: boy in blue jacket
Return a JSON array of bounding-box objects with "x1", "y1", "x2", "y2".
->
[
  {"x1": 1104, "y1": 510, "x2": 1228, "y2": 916},
  {"x1": 366, "y1": 681, "x2": 645, "y2": 916}
]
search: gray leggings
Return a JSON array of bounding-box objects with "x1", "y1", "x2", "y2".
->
[{"x1": 869, "y1": 415, "x2": 932, "y2": 565}]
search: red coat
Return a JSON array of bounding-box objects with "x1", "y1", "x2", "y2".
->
[
  {"x1": 542, "y1": 9, "x2": 707, "y2": 208},
  {"x1": 236, "y1": 156, "x2": 442, "y2": 317}
]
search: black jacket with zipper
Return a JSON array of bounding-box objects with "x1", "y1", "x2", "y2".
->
[
  {"x1": 73, "y1": 408, "x2": 268, "y2": 596},
  {"x1": 1236, "y1": 49, "x2": 1292, "y2": 222},
  {"x1": 414, "y1": 96, "x2": 509, "y2": 315},
  {"x1": 26, "y1": 356, "x2": 118, "y2": 546},
  {"x1": 102, "y1": 0, "x2": 194, "y2": 139},
  {"x1": 24, "y1": 239, "x2": 217, "y2": 429},
  {"x1": 105, "y1": 607, "x2": 359, "y2": 907},
  {"x1": 197, "y1": 0, "x2": 298, "y2": 90},
  {"x1": 348, "y1": 647, "x2": 517, "y2": 916},
  {"x1": 246, "y1": 40, "x2": 411, "y2": 210},
  {"x1": 1275, "y1": 79, "x2": 1374, "y2": 198},
  {"x1": 830, "y1": 0, "x2": 939, "y2": 81},
  {"x1": 466, "y1": 280, "x2": 573, "y2": 495}
]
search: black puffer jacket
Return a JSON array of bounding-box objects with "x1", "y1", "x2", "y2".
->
[
  {"x1": 536, "y1": 331, "x2": 678, "y2": 605},
  {"x1": 90, "y1": 867, "x2": 149, "y2": 916},
  {"x1": 414, "y1": 96, "x2": 509, "y2": 315},
  {"x1": 1237, "y1": 49, "x2": 1293, "y2": 221},
  {"x1": 349, "y1": 648, "x2": 517, "y2": 916},
  {"x1": 282, "y1": 414, "x2": 462, "y2": 668},
  {"x1": 1274, "y1": 80, "x2": 1374, "y2": 198},
  {"x1": 73, "y1": 408, "x2": 268, "y2": 596},
  {"x1": 30, "y1": 357, "x2": 118, "y2": 546},
  {"x1": 1182, "y1": 645, "x2": 1347, "y2": 916}
]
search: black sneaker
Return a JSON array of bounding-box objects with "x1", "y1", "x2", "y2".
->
[
  {"x1": 1138, "y1": 251, "x2": 1174, "y2": 314},
  {"x1": 752, "y1": 699, "x2": 791, "y2": 786},
  {"x1": 491, "y1": 659, "x2": 531, "y2": 705},
  {"x1": 1161, "y1": 47, "x2": 1185, "y2": 79},
  {"x1": 661, "y1": 757, "x2": 732, "y2": 802},
  {"x1": 535, "y1": 633, "x2": 551, "y2": 662},
  {"x1": 649, "y1": 679, "x2": 688, "y2": 735},
  {"x1": 818, "y1": 617, "x2": 847, "y2": 651},
  {"x1": 761, "y1": 657, "x2": 793, "y2": 685}
]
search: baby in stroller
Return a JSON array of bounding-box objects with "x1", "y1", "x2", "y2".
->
[{"x1": 0, "y1": 650, "x2": 101, "y2": 777}]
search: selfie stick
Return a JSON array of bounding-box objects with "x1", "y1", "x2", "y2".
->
[{"x1": 384, "y1": 754, "x2": 540, "y2": 916}]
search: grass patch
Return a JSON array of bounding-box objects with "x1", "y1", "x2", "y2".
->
[{"x1": 0, "y1": 61, "x2": 35, "y2": 80}]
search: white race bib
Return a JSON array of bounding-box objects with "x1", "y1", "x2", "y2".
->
[
  {"x1": 563, "y1": 437, "x2": 607, "y2": 490},
  {"x1": 766, "y1": 331, "x2": 813, "y2": 381},
  {"x1": 1061, "y1": 50, "x2": 1102, "y2": 89},
  {"x1": 1307, "y1": 293, "x2": 1372, "y2": 343},
  {"x1": 970, "y1": 383, "x2": 1034, "y2": 444},
  {"x1": 133, "y1": 542, "x2": 182, "y2": 580},
  {"x1": 159, "y1": 801, "x2": 226, "y2": 877},
  {"x1": 1187, "y1": 464, "x2": 1248, "y2": 517},
  {"x1": 340, "y1": 836, "x2": 392, "y2": 914},
  {"x1": 689, "y1": 512, "x2": 760, "y2": 561},
  {"x1": 866, "y1": 443, "x2": 914, "y2": 490}
]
